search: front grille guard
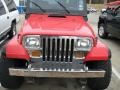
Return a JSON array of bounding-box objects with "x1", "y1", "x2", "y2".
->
[
  {"x1": 41, "y1": 36, "x2": 75, "y2": 63},
  {"x1": 27, "y1": 36, "x2": 87, "y2": 70}
]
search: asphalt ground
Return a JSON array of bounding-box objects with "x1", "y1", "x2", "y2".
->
[{"x1": 0, "y1": 13, "x2": 120, "y2": 90}]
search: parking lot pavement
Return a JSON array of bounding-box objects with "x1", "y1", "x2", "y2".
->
[
  {"x1": 0, "y1": 75, "x2": 119, "y2": 90},
  {"x1": 0, "y1": 13, "x2": 120, "y2": 90}
]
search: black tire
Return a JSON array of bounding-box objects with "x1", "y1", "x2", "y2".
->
[
  {"x1": 0, "y1": 49, "x2": 24, "y2": 89},
  {"x1": 98, "y1": 24, "x2": 108, "y2": 39},
  {"x1": 87, "y1": 60, "x2": 112, "y2": 90},
  {"x1": 8, "y1": 22, "x2": 17, "y2": 39}
]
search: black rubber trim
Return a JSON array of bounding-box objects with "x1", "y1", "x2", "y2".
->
[
  {"x1": 25, "y1": 14, "x2": 30, "y2": 19},
  {"x1": 108, "y1": 48, "x2": 112, "y2": 60},
  {"x1": 1, "y1": 47, "x2": 6, "y2": 57}
]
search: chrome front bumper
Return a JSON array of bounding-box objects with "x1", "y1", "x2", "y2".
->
[{"x1": 9, "y1": 68, "x2": 105, "y2": 78}]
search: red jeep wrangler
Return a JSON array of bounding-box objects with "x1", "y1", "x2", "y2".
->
[{"x1": 0, "y1": 0, "x2": 112, "y2": 90}]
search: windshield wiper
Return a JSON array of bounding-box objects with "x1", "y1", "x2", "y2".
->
[
  {"x1": 55, "y1": 0, "x2": 70, "y2": 14},
  {"x1": 31, "y1": 1, "x2": 46, "y2": 13}
]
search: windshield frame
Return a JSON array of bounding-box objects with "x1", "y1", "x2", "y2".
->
[{"x1": 26, "y1": 0, "x2": 87, "y2": 16}]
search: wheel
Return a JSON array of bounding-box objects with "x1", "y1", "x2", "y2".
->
[
  {"x1": 8, "y1": 22, "x2": 17, "y2": 39},
  {"x1": 98, "y1": 24, "x2": 108, "y2": 39},
  {"x1": 0, "y1": 48, "x2": 24, "y2": 89},
  {"x1": 87, "y1": 60, "x2": 112, "y2": 90}
]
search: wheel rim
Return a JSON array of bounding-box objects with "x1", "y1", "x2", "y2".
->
[
  {"x1": 13, "y1": 25, "x2": 17, "y2": 36},
  {"x1": 99, "y1": 26, "x2": 104, "y2": 36}
]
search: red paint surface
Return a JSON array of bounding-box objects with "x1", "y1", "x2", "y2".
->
[
  {"x1": 85, "y1": 40, "x2": 108, "y2": 61},
  {"x1": 6, "y1": 36, "x2": 30, "y2": 60},
  {"x1": 19, "y1": 14, "x2": 96, "y2": 44}
]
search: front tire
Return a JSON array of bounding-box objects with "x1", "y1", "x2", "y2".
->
[
  {"x1": 98, "y1": 24, "x2": 108, "y2": 39},
  {"x1": 8, "y1": 22, "x2": 17, "y2": 39},
  {"x1": 0, "y1": 49, "x2": 24, "y2": 89},
  {"x1": 87, "y1": 60, "x2": 112, "y2": 90}
]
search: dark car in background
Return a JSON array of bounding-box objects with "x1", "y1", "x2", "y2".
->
[{"x1": 98, "y1": 1, "x2": 120, "y2": 39}]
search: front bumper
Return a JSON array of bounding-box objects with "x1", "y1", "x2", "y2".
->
[{"x1": 9, "y1": 68, "x2": 105, "y2": 78}]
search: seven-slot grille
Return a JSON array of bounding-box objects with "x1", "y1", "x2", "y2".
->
[{"x1": 41, "y1": 36, "x2": 75, "y2": 62}]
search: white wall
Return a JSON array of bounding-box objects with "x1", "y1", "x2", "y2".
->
[{"x1": 14, "y1": 0, "x2": 19, "y2": 6}]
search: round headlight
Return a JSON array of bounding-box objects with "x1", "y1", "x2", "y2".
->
[
  {"x1": 76, "y1": 38, "x2": 93, "y2": 51},
  {"x1": 23, "y1": 36, "x2": 40, "y2": 49}
]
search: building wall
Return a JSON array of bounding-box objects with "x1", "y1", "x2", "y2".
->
[
  {"x1": 107, "y1": 0, "x2": 117, "y2": 3},
  {"x1": 87, "y1": 0, "x2": 117, "y2": 4},
  {"x1": 14, "y1": 0, "x2": 118, "y2": 6},
  {"x1": 87, "y1": 0, "x2": 104, "y2": 4},
  {"x1": 14, "y1": 0, "x2": 26, "y2": 6}
]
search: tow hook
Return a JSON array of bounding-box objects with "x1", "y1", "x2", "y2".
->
[{"x1": 28, "y1": 64, "x2": 32, "y2": 70}]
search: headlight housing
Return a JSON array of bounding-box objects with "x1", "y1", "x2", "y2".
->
[
  {"x1": 22, "y1": 36, "x2": 93, "y2": 51},
  {"x1": 23, "y1": 35, "x2": 40, "y2": 49},
  {"x1": 75, "y1": 37, "x2": 93, "y2": 51}
]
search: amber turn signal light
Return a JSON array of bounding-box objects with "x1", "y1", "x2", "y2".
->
[
  {"x1": 31, "y1": 50, "x2": 42, "y2": 57},
  {"x1": 74, "y1": 51, "x2": 85, "y2": 59}
]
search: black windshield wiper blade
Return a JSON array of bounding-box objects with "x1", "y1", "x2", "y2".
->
[
  {"x1": 31, "y1": 1, "x2": 46, "y2": 13},
  {"x1": 55, "y1": 0, "x2": 70, "y2": 14}
]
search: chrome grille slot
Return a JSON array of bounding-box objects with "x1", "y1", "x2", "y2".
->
[
  {"x1": 70, "y1": 39, "x2": 74, "y2": 62},
  {"x1": 52, "y1": 39, "x2": 55, "y2": 61},
  {"x1": 56, "y1": 38, "x2": 60, "y2": 62},
  {"x1": 41, "y1": 37, "x2": 74, "y2": 62},
  {"x1": 47, "y1": 38, "x2": 50, "y2": 61},
  {"x1": 61, "y1": 39, "x2": 65, "y2": 62},
  {"x1": 42, "y1": 38, "x2": 46, "y2": 61},
  {"x1": 65, "y1": 39, "x2": 69, "y2": 62}
]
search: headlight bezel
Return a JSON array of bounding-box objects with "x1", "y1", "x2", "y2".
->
[
  {"x1": 22, "y1": 35, "x2": 41, "y2": 50},
  {"x1": 75, "y1": 37, "x2": 93, "y2": 51}
]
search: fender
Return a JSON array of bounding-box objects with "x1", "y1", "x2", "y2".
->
[
  {"x1": 6, "y1": 36, "x2": 30, "y2": 60},
  {"x1": 85, "y1": 40, "x2": 111, "y2": 62}
]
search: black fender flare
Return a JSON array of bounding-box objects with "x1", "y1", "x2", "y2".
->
[
  {"x1": 0, "y1": 47, "x2": 6, "y2": 80},
  {"x1": 108, "y1": 48, "x2": 112, "y2": 60}
]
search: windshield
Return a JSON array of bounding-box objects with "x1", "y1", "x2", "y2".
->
[{"x1": 27, "y1": 0, "x2": 87, "y2": 16}]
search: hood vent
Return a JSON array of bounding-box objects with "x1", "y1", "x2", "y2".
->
[{"x1": 48, "y1": 14, "x2": 66, "y2": 18}]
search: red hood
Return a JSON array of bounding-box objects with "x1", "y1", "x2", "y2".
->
[{"x1": 20, "y1": 14, "x2": 95, "y2": 38}]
